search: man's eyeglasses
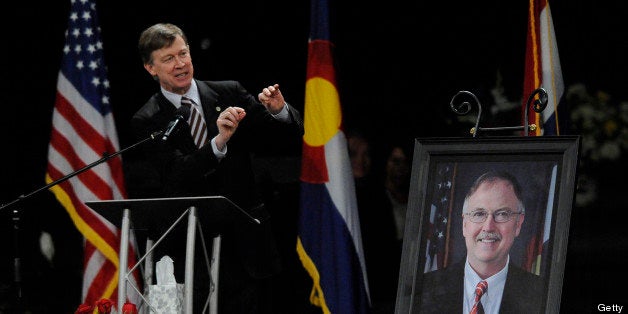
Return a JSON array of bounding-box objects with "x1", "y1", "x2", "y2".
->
[{"x1": 463, "y1": 209, "x2": 523, "y2": 223}]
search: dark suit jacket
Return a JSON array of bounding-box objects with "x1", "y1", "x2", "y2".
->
[
  {"x1": 131, "y1": 79, "x2": 304, "y2": 280},
  {"x1": 419, "y1": 261, "x2": 546, "y2": 314}
]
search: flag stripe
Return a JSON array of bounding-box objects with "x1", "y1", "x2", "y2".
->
[
  {"x1": 86, "y1": 254, "x2": 122, "y2": 303},
  {"x1": 539, "y1": 3, "x2": 564, "y2": 134},
  {"x1": 48, "y1": 128, "x2": 116, "y2": 201}
]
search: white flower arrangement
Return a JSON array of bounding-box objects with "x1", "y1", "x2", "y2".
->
[
  {"x1": 568, "y1": 83, "x2": 628, "y2": 163},
  {"x1": 567, "y1": 83, "x2": 628, "y2": 206}
]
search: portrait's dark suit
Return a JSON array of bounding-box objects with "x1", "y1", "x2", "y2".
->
[
  {"x1": 131, "y1": 79, "x2": 303, "y2": 313},
  {"x1": 419, "y1": 261, "x2": 545, "y2": 314}
]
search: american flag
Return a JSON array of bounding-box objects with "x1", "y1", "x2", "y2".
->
[
  {"x1": 45, "y1": 0, "x2": 140, "y2": 308},
  {"x1": 424, "y1": 163, "x2": 455, "y2": 272}
]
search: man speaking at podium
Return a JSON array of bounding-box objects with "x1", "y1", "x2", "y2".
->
[{"x1": 130, "y1": 23, "x2": 303, "y2": 313}]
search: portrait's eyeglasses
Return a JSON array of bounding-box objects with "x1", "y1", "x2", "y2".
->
[{"x1": 463, "y1": 209, "x2": 523, "y2": 223}]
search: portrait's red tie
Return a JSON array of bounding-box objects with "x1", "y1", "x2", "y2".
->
[
  {"x1": 181, "y1": 96, "x2": 208, "y2": 148},
  {"x1": 470, "y1": 280, "x2": 488, "y2": 314}
]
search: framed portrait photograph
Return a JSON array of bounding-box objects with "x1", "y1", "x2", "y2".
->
[{"x1": 394, "y1": 136, "x2": 580, "y2": 314}]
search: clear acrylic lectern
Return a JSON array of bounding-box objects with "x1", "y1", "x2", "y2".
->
[{"x1": 86, "y1": 196, "x2": 255, "y2": 314}]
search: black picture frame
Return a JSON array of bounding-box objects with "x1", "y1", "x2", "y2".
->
[{"x1": 394, "y1": 136, "x2": 580, "y2": 314}]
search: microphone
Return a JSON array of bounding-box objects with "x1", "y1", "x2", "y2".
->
[{"x1": 162, "y1": 106, "x2": 190, "y2": 141}]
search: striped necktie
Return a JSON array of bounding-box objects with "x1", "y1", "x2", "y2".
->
[
  {"x1": 180, "y1": 96, "x2": 208, "y2": 148},
  {"x1": 470, "y1": 280, "x2": 488, "y2": 314}
]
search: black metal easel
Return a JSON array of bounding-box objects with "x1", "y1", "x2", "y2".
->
[{"x1": 449, "y1": 88, "x2": 549, "y2": 136}]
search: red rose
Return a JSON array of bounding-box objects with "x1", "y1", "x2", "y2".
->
[
  {"x1": 95, "y1": 298, "x2": 114, "y2": 314},
  {"x1": 74, "y1": 303, "x2": 94, "y2": 314},
  {"x1": 122, "y1": 302, "x2": 138, "y2": 314}
]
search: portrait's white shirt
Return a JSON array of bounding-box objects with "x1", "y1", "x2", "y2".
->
[{"x1": 463, "y1": 255, "x2": 509, "y2": 314}]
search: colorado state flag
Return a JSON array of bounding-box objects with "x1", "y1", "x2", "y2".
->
[{"x1": 296, "y1": 0, "x2": 370, "y2": 313}]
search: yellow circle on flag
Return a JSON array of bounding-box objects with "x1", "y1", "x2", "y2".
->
[{"x1": 304, "y1": 77, "x2": 342, "y2": 147}]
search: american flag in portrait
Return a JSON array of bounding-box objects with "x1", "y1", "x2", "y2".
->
[{"x1": 424, "y1": 163, "x2": 456, "y2": 272}]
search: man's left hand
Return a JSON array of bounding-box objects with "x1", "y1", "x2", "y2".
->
[{"x1": 258, "y1": 83, "x2": 285, "y2": 114}]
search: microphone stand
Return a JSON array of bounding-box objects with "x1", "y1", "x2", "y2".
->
[{"x1": 0, "y1": 130, "x2": 164, "y2": 309}]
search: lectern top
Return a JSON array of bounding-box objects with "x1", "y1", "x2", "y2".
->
[{"x1": 86, "y1": 196, "x2": 255, "y2": 229}]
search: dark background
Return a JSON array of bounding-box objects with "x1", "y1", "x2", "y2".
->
[{"x1": 1, "y1": 0, "x2": 627, "y2": 312}]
